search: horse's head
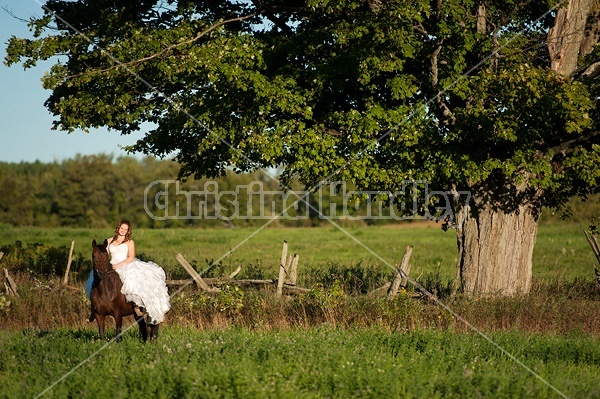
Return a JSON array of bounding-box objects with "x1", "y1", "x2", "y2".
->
[{"x1": 92, "y1": 239, "x2": 112, "y2": 279}]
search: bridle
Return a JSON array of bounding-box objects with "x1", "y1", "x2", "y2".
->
[{"x1": 93, "y1": 248, "x2": 115, "y2": 279}]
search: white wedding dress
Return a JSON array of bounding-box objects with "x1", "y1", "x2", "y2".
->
[{"x1": 109, "y1": 242, "x2": 171, "y2": 324}]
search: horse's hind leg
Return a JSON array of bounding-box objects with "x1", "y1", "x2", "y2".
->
[
  {"x1": 148, "y1": 321, "x2": 159, "y2": 342},
  {"x1": 144, "y1": 314, "x2": 159, "y2": 342},
  {"x1": 149, "y1": 324, "x2": 159, "y2": 341}
]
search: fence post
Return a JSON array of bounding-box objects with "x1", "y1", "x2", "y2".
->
[
  {"x1": 388, "y1": 245, "x2": 413, "y2": 297},
  {"x1": 176, "y1": 253, "x2": 219, "y2": 293},
  {"x1": 63, "y1": 241, "x2": 75, "y2": 285},
  {"x1": 287, "y1": 254, "x2": 299, "y2": 286},
  {"x1": 4, "y1": 268, "x2": 19, "y2": 297},
  {"x1": 277, "y1": 241, "x2": 288, "y2": 295}
]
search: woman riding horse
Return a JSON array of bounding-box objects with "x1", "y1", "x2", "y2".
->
[{"x1": 86, "y1": 219, "x2": 171, "y2": 341}]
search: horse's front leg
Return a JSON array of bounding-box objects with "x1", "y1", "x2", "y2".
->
[
  {"x1": 88, "y1": 304, "x2": 96, "y2": 323},
  {"x1": 114, "y1": 313, "x2": 123, "y2": 342},
  {"x1": 135, "y1": 313, "x2": 148, "y2": 342},
  {"x1": 96, "y1": 314, "x2": 106, "y2": 340}
]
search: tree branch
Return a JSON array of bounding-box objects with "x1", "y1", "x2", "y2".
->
[
  {"x1": 2, "y1": 6, "x2": 33, "y2": 23},
  {"x1": 414, "y1": 22, "x2": 431, "y2": 40},
  {"x1": 2, "y1": 5, "x2": 65, "y2": 32},
  {"x1": 65, "y1": 12, "x2": 257, "y2": 79},
  {"x1": 548, "y1": 131, "x2": 600, "y2": 157},
  {"x1": 571, "y1": 57, "x2": 600, "y2": 79}
]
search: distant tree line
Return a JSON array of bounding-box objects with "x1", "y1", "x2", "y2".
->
[
  {"x1": 0, "y1": 155, "x2": 158, "y2": 227},
  {"x1": 0, "y1": 155, "x2": 295, "y2": 228},
  {"x1": 0, "y1": 154, "x2": 359, "y2": 228}
]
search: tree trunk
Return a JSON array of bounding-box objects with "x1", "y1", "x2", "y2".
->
[
  {"x1": 455, "y1": 199, "x2": 539, "y2": 297},
  {"x1": 449, "y1": 0, "x2": 600, "y2": 297},
  {"x1": 548, "y1": 0, "x2": 598, "y2": 76}
]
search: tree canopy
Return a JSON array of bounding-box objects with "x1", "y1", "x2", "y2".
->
[{"x1": 6, "y1": 1, "x2": 597, "y2": 204}]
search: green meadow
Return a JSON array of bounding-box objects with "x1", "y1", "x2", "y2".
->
[
  {"x1": 0, "y1": 221, "x2": 599, "y2": 398},
  {"x1": 0, "y1": 327, "x2": 599, "y2": 398}
]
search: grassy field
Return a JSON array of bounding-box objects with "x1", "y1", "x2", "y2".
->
[
  {"x1": 0, "y1": 221, "x2": 597, "y2": 284},
  {"x1": 1, "y1": 221, "x2": 599, "y2": 398},
  {"x1": 1, "y1": 326, "x2": 599, "y2": 398}
]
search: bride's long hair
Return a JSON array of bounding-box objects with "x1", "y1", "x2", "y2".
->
[{"x1": 112, "y1": 219, "x2": 132, "y2": 243}]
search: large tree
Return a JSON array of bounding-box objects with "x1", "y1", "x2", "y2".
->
[{"x1": 6, "y1": 0, "x2": 600, "y2": 296}]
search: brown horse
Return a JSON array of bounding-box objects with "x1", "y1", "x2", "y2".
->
[{"x1": 89, "y1": 239, "x2": 158, "y2": 342}]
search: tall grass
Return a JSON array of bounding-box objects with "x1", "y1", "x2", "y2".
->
[
  {"x1": 2, "y1": 272, "x2": 599, "y2": 338},
  {"x1": 0, "y1": 222, "x2": 598, "y2": 336}
]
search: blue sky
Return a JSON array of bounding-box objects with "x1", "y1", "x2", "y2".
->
[{"x1": 0, "y1": 1, "x2": 143, "y2": 163}]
